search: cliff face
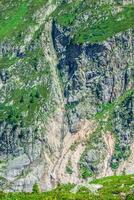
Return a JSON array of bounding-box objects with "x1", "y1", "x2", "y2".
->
[
  {"x1": 0, "y1": 0, "x2": 134, "y2": 192},
  {"x1": 52, "y1": 21, "x2": 134, "y2": 179}
]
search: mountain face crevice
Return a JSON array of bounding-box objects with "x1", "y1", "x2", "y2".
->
[{"x1": 0, "y1": 0, "x2": 134, "y2": 192}]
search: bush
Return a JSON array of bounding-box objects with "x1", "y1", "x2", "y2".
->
[{"x1": 32, "y1": 183, "x2": 40, "y2": 193}]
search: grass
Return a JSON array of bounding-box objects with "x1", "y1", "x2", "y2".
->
[
  {"x1": 0, "y1": 3, "x2": 28, "y2": 40},
  {"x1": 0, "y1": 56, "x2": 18, "y2": 70},
  {"x1": 75, "y1": 4, "x2": 134, "y2": 43},
  {"x1": 53, "y1": 0, "x2": 134, "y2": 44},
  {"x1": 91, "y1": 174, "x2": 134, "y2": 199},
  {"x1": 0, "y1": 0, "x2": 49, "y2": 41},
  {"x1": 53, "y1": 0, "x2": 83, "y2": 27},
  {"x1": 0, "y1": 174, "x2": 134, "y2": 199}
]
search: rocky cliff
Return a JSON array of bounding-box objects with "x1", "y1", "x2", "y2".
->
[{"x1": 0, "y1": 0, "x2": 133, "y2": 192}]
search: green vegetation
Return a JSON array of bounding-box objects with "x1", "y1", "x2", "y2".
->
[
  {"x1": 94, "y1": 89, "x2": 134, "y2": 131},
  {"x1": 79, "y1": 128, "x2": 103, "y2": 178},
  {"x1": 0, "y1": 85, "x2": 50, "y2": 128},
  {"x1": 32, "y1": 183, "x2": 40, "y2": 194},
  {"x1": 95, "y1": 89, "x2": 133, "y2": 169},
  {"x1": 1, "y1": 174, "x2": 134, "y2": 199},
  {"x1": 0, "y1": 3, "x2": 28, "y2": 40},
  {"x1": 66, "y1": 160, "x2": 73, "y2": 175},
  {"x1": 80, "y1": 165, "x2": 93, "y2": 179},
  {"x1": 0, "y1": 0, "x2": 49, "y2": 41},
  {"x1": 91, "y1": 174, "x2": 134, "y2": 199},
  {"x1": 0, "y1": 1, "x2": 133, "y2": 198},
  {"x1": 53, "y1": 0, "x2": 83, "y2": 27},
  {"x1": 0, "y1": 1, "x2": 52, "y2": 126},
  {"x1": 75, "y1": 4, "x2": 134, "y2": 43},
  {"x1": 53, "y1": 0, "x2": 134, "y2": 43},
  {"x1": 79, "y1": 89, "x2": 134, "y2": 176},
  {"x1": 0, "y1": 56, "x2": 18, "y2": 70},
  {"x1": 0, "y1": 85, "x2": 49, "y2": 126},
  {"x1": 111, "y1": 141, "x2": 131, "y2": 170},
  {"x1": 70, "y1": 141, "x2": 79, "y2": 151},
  {"x1": 65, "y1": 101, "x2": 79, "y2": 111},
  {"x1": 0, "y1": 24, "x2": 52, "y2": 127}
]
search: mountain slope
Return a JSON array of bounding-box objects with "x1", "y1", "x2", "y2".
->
[{"x1": 0, "y1": 0, "x2": 134, "y2": 192}]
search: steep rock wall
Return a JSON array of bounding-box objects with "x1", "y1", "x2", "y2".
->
[{"x1": 52, "y1": 21, "x2": 134, "y2": 178}]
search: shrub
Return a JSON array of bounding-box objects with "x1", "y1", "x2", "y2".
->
[{"x1": 32, "y1": 183, "x2": 40, "y2": 193}]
